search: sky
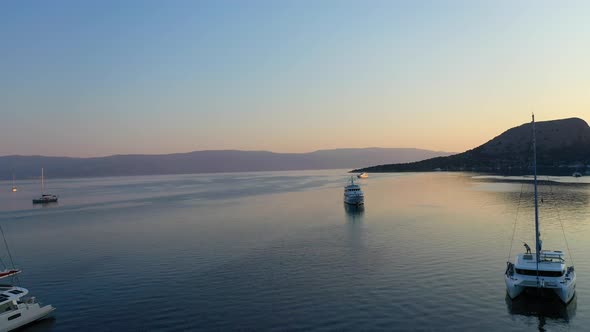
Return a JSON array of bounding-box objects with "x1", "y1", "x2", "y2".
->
[{"x1": 1, "y1": 0, "x2": 589, "y2": 157}]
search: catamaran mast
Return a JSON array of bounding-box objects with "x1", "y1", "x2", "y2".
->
[{"x1": 532, "y1": 114, "x2": 541, "y2": 285}]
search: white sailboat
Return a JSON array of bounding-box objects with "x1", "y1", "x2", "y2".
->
[
  {"x1": 32, "y1": 168, "x2": 58, "y2": 204},
  {"x1": 505, "y1": 115, "x2": 576, "y2": 304},
  {"x1": 0, "y1": 225, "x2": 55, "y2": 330}
]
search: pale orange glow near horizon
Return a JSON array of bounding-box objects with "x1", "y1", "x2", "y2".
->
[
  {"x1": 16, "y1": 111, "x2": 585, "y2": 158},
  {"x1": 1, "y1": 2, "x2": 590, "y2": 158}
]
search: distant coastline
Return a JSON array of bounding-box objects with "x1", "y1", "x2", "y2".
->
[
  {"x1": 0, "y1": 148, "x2": 453, "y2": 180},
  {"x1": 352, "y1": 164, "x2": 589, "y2": 177},
  {"x1": 353, "y1": 117, "x2": 590, "y2": 176}
]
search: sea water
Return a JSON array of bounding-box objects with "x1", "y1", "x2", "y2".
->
[{"x1": 0, "y1": 171, "x2": 589, "y2": 331}]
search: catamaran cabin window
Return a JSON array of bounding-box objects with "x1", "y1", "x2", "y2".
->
[
  {"x1": 7, "y1": 313, "x2": 20, "y2": 321},
  {"x1": 515, "y1": 268, "x2": 565, "y2": 277}
]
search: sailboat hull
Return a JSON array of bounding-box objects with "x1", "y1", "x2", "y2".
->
[
  {"x1": 3, "y1": 303, "x2": 55, "y2": 331},
  {"x1": 32, "y1": 196, "x2": 58, "y2": 204},
  {"x1": 505, "y1": 276, "x2": 525, "y2": 299},
  {"x1": 505, "y1": 271, "x2": 576, "y2": 304},
  {"x1": 555, "y1": 276, "x2": 576, "y2": 304}
]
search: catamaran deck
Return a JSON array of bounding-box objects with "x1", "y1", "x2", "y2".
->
[
  {"x1": 515, "y1": 251, "x2": 566, "y2": 273},
  {"x1": 0, "y1": 286, "x2": 29, "y2": 305}
]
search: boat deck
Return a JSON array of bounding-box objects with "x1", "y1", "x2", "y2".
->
[
  {"x1": 515, "y1": 251, "x2": 566, "y2": 271},
  {"x1": 0, "y1": 286, "x2": 28, "y2": 305}
]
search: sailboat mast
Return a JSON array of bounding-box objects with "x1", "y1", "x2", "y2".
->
[
  {"x1": 41, "y1": 168, "x2": 44, "y2": 194},
  {"x1": 532, "y1": 114, "x2": 541, "y2": 282}
]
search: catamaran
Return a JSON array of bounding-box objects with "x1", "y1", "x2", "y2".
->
[
  {"x1": 32, "y1": 168, "x2": 58, "y2": 204},
  {"x1": 504, "y1": 115, "x2": 576, "y2": 304},
  {"x1": 0, "y1": 225, "x2": 55, "y2": 330}
]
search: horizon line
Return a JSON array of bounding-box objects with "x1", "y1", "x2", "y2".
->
[{"x1": 0, "y1": 147, "x2": 458, "y2": 159}]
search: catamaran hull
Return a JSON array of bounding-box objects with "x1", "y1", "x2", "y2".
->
[
  {"x1": 505, "y1": 277, "x2": 525, "y2": 299},
  {"x1": 505, "y1": 275, "x2": 576, "y2": 304},
  {"x1": 555, "y1": 281, "x2": 576, "y2": 304},
  {"x1": 3, "y1": 304, "x2": 55, "y2": 331}
]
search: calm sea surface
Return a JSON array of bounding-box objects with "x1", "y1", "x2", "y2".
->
[{"x1": 0, "y1": 170, "x2": 589, "y2": 331}]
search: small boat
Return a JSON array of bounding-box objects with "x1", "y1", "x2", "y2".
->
[
  {"x1": 32, "y1": 194, "x2": 58, "y2": 204},
  {"x1": 32, "y1": 168, "x2": 58, "y2": 204},
  {"x1": 572, "y1": 172, "x2": 582, "y2": 178},
  {"x1": 344, "y1": 177, "x2": 364, "y2": 205},
  {"x1": 505, "y1": 115, "x2": 576, "y2": 304},
  {"x1": 11, "y1": 175, "x2": 17, "y2": 192},
  {"x1": 0, "y1": 225, "x2": 55, "y2": 331},
  {"x1": 357, "y1": 172, "x2": 368, "y2": 179}
]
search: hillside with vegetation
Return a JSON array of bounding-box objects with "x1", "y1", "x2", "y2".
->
[{"x1": 354, "y1": 118, "x2": 590, "y2": 175}]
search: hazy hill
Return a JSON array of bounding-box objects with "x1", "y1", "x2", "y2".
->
[
  {"x1": 0, "y1": 148, "x2": 453, "y2": 179},
  {"x1": 355, "y1": 118, "x2": 590, "y2": 175}
]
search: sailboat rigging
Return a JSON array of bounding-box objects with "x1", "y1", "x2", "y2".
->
[{"x1": 504, "y1": 114, "x2": 576, "y2": 303}]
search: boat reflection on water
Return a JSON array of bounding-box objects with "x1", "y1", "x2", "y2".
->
[
  {"x1": 344, "y1": 203, "x2": 364, "y2": 222},
  {"x1": 33, "y1": 201, "x2": 59, "y2": 209},
  {"x1": 344, "y1": 203, "x2": 365, "y2": 251},
  {"x1": 506, "y1": 292, "x2": 576, "y2": 330}
]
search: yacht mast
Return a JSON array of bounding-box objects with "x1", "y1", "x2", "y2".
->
[
  {"x1": 532, "y1": 114, "x2": 541, "y2": 285},
  {"x1": 41, "y1": 168, "x2": 44, "y2": 194}
]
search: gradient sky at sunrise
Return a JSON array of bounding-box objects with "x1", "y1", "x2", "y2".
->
[{"x1": 1, "y1": 0, "x2": 589, "y2": 157}]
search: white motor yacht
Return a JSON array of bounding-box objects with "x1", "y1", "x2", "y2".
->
[
  {"x1": 505, "y1": 115, "x2": 576, "y2": 304},
  {"x1": 357, "y1": 172, "x2": 368, "y2": 179},
  {"x1": 344, "y1": 177, "x2": 364, "y2": 205}
]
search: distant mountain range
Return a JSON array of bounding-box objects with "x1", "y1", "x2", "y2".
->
[
  {"x1": 354, "y1": 117, "x2": 590, "y2": 175},
  {"x1": 0, "y1": 148, "x2": 454, "y2": 179}
]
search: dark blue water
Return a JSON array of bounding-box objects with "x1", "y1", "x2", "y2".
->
[{"x1": 0, "y1": 171, "x2": 589, "y2": 331}]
